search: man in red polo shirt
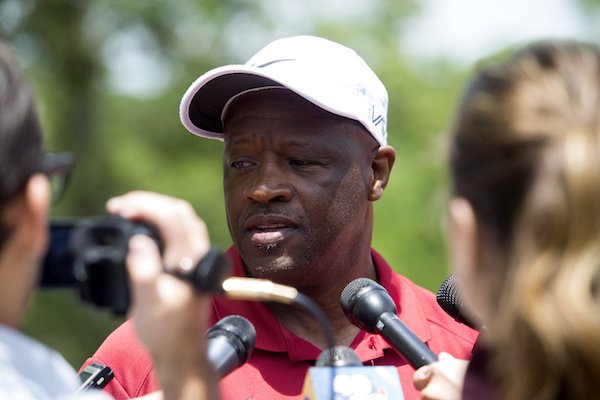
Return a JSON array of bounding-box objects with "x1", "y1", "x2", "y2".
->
[{"x1": 83, "y1": 35, "x2": 477, "y2": 400}]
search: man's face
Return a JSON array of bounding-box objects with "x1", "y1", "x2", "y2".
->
[{"x1": 222, "y1": 89, "x2": 378, "y2": 287}]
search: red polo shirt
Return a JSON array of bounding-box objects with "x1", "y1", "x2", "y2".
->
[{"x1": 82, "y1": 247, "x2": 477, "y2": 400}]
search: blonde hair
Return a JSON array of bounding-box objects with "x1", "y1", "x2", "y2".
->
[{"x1": 450, "y1": 41, "x2": 600, "y2": 399}]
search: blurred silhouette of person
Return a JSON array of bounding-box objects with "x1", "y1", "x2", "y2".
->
[
  {"x1": 0, "y1": 40, "x2": 219, "y2": 400},
  {"x1": 413, "y1": 40, "x2": 600, "y2": 399}
]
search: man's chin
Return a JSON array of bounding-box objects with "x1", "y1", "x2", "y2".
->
[
  {"x1": 241, "y1": 253, "x2": 302, "y2": 282},
  {"x1": 245, "y1": 256, "x2": 294, "y2": 276}
]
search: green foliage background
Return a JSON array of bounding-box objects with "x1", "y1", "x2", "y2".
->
[{"x1": 1, "y1": 0, "x2": 598, "y2": 369}]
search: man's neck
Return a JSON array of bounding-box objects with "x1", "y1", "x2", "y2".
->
[{"x1": 268, "y1": 255, "x2": 378, "y2": 350}]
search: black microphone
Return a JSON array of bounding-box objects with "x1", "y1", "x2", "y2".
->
[
  {"x1": 436, "y1": 273, "x2": 476, "y2": 329},
  {"x1": 206, "y1": 315, "x2": 256, "y2": 379},
  {"x1": 340, "y1": 278, "x2": 438, "y2": 369}
]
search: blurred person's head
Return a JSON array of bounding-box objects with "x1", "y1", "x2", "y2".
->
[
  {"x1": 0, "y1": 41, "x2": 51, "y2": 328},
  {"x1": 448, "y1": 40, "x2": 600, "y2": 399}
]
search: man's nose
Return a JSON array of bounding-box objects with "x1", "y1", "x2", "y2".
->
[{"x1": 244, "y1": 161, "x2": 293, "y2": 204}]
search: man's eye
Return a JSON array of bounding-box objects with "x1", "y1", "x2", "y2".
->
[
  {"x1": 289, "y1": 159, "x2": 314, "y2": 167},
  {"x1": 231, "y1": 160, "x2": 253, "y2": 169}
]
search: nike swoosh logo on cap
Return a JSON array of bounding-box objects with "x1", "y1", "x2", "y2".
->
[{"x1": 255, "y1": 58, "x2": 296, "y2": 68}]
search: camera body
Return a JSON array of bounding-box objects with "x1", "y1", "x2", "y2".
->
[{"x1": 41, "y1": 216, "x2": 161, "y2": 314}]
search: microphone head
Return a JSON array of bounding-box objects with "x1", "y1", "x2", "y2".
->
[
  {"x1": 436, "y1": 273, "x2": 475, "y2": 329},
  {"x1": 316, "y1": 345, "x2": 362, "y2": 367},
  {"x1": 206, "y1": 315, "x2": 257, "y2": 364},
  {"x1": 340, "y1": 278, "x2": 397, "y2": 333}
]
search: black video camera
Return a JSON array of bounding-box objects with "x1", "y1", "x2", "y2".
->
[{"x1": 41, "y1": 216, "x2": 161, "y2": 315}]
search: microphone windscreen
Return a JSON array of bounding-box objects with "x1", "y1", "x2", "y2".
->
[
  {"x1": 206, "y1": 315, "x2": 256, "y2": 372},
  {"x1": 436, "y1": 273, "x2": 463, "y2": 320},
  {"x1": 339, "y1": 277, "x2": 373, "y2": 312},
  {"x1": 436, "y1": 273, "x2": 476, "y2": 329},
  {"x1": 316, "y1": 346, "x2": 362, "y2": 367}
]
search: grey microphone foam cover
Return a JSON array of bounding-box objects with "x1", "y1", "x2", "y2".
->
[{"x1": 316, "y1": 345, "x2": 362, "y2": 367}]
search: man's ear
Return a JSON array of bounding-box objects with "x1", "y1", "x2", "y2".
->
[
  {"x1": 10, "y1": 174, "x2": 51, "y2": 256},
  {"x1": 368, "y1": 145, "x2": 395, "y2": 201}
]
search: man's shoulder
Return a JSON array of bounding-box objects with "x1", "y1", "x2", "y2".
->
[{"x1": 93, "y1": 320, "x2": 148, "y2": 358}]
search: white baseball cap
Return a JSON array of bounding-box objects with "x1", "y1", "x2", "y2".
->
[{"x1": 179, "y1": 35, "x2": 388, "y2": 146}]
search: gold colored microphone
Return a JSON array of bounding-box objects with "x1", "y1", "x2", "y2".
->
[{"x1": 221, "y1": 277, "x2": 299, "y2": 304}]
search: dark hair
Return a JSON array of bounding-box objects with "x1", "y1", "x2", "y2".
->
[
  {"x1": 0, "y1": 41, "x2": 43, "y2": 248},
  {"x1": 450, "y1": 41, "x2": 600, "y2": 399}
]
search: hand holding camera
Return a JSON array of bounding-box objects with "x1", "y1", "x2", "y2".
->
[
  {"x1": 111, "y1": 191, "x2": 225, "y2": 398},
  {"x1": 44, "y1": 191, "x2": 225, "y2": 398},
  {"x1": 42, "y1": 191, "x2": 230, "y2": 315}
]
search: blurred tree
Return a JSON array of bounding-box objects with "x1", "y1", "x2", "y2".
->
[{"x1": 579, "y1": 0, "x2": 600, "y2": 7}]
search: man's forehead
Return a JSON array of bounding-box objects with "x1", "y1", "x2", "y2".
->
[
  {"x1": 223, "y1": 121, "x2": 376, "y2": 156},
  {"x1": 224, "y1": 130, "x2": 326, "y2": 147}
]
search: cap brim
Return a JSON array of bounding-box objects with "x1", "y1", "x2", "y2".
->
[{"x1": 180, "y1": 65, "x2": 283, "y2": 140}]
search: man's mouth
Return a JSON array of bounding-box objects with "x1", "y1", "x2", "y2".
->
[{"x1": 245, "y1": 216, "x2": 297, "y2": 245}]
